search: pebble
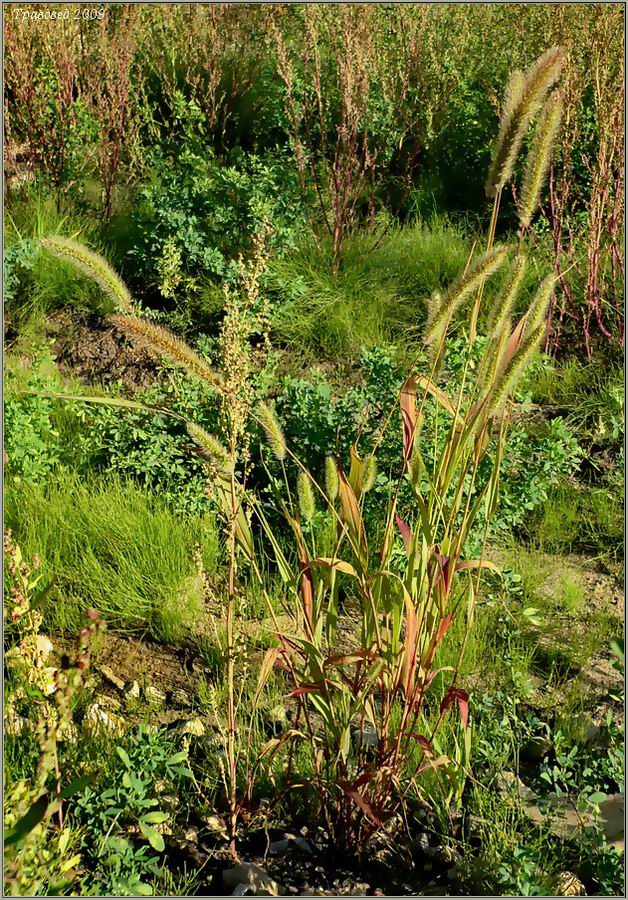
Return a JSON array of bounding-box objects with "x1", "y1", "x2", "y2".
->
[
  {"x1": 126, "y1": 680, "x2": 141, "y2": 699},
  {"x1": 85, "y1": 702, "x2": 125, "y2": 736},
  {"x1": 98, "y1": 664, "x2": 126, "y2": 692},
  {"x1": 145, "y1": 685, "x2": 167, "y2": 703},
  {"x1": 223, "y1": 862, "x2": 285, "y2": 896}
]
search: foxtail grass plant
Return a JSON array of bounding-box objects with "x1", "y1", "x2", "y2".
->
[{"x1": 36, "y1": 48, "x2": 565, "y2": 856}]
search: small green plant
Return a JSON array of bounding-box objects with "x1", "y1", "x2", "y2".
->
[{"x1": 73, "y1": 727, "x2": 193, "y2": 897}]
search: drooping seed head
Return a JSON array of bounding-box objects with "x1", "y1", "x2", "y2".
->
[
  {"x1": 358, "y1": 455, "x2": 377, "y2": 493},
  {"x1": 424, "y1": 245, "x2": 511, "y2": 345},
  {"x1": 486, "y1": 253, "x2": 527, "y2": 336},
  {"x1": 41, "y1": 236, "x2": 133, "y2": 311},
  {"x1": 489, "y1": 324, "x2": 545, "y2": 411},
  {"x1": 524, "y1": 272, "x2": 556, "y2": 337},
  {"x1": 486, "y1": 47, "x2": 564, "y2": 197},
  {"x1": 113, "y1": 314, "x2": 223, "y2": 392},
  {"x1": 186, "y1": 422, "x2": 231, "y2": 472}
]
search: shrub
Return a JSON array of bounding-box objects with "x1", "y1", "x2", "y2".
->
[{"x1": 128, "y1": 141, "x2": 306, "y2": 321}]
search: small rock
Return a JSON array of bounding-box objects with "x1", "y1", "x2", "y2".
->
[
  {"x1": 85, "y1": 702, "x2": 125, "y2": 736},
  {"x1": 98, "y1": 664, "x2": 126, "y2": 692},
  {"x1": 414, "y1": 832, "x2": 430, "y2": 854},
  {"x1": 145, "y1": 685, "x2": 167, "y2": 703},
  {"x1": 35, "y1": 635, "x2": 54, "y2": 660},
  {"x1": 268, "y1": 838, "x2": 291, "y2": 856},
  {"x1": 125, "y1": 679, "x2": 141, "y2": 699},
  {"x1": 556, "y1": 871, "x2": 587, "y2": 896},
  {"x1": 293, "y1": 836, "x2": 314, "y2": 855},
  {"x1": 178, "y1": 718, "x2": 205, "y2": 737},
  {"x1": 223, "y1": 862, "x2": 284, "y2": 896},
  {"x1": 172, "y1": 688, "x2": 191, "y2": 707}
]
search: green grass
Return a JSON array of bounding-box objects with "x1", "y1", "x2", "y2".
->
[
  {"x1": 527, "y1": 477, "x2": 624, "y2": 560},
  {"x1": 268, "y1": 216, "x2": 472, "y2": 357},
  {"x1": 4, "y1": 472, "x2": 220, "y2": 642},
  {"x1": 4, "y1": 193, "x2": 114, "y2": 328}
]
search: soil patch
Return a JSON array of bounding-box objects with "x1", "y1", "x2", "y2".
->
[{"x1": 47, "y1": 310, "x2": 157, "y2": 392}]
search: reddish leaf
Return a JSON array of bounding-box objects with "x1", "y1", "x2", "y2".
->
[
  {"x1": 408, "y1": 733, "x2": 433, "y2": 754},
  {"x1": 434, "y1": 613, "x2": 453, "y2": 648},
  {"x1": 400, "y1": 377, "x2": 418, "y2": 462},
  {"x1": 295, "y1": 531, "x2": 314, "y2": 634},
  {"x1": 395, "y1": 515, "x2": 412, "y2": 555},
  {"x1": 440, "y1": 687, "x2": 469, "y2": 731},
  {"x1": 353, "y1": 771, "x2": 373, "y2": 790},
  {"x1": 337, "y1": 462, "x2": 366, "y2": 550},
  {"x1": 338, "y1": 780, "x2": 382, "y2": 827},
  {"x1": 289, "y1": 684, "x2": 321, "y2": 697},
  {"x1": 498, "y1": 315, "x2": 527, "y2": 376}
]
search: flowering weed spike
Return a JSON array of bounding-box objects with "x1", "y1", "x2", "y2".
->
[
  {"x1": 297, "y1": 471, "x2": 316, "y2": 522},
  {"x1": 486, "y1": 253, "x2": 527, "y2": 335},
  {"x1": 256, "y1": 402, "x2": 287, "y2": 461},
  {"x1": 524, "y1": 272, "x2": 556, "y2": 336},
  {"x1": 424, "y1": 245, "x2": 510, "y2": 345},
  {"x1": 359, "y1": 455, "x2": 377, "y2": 493},
  {"x1": 186, "y1": 422, "x2": 231, "y2": 472},
  {"x1": 485, "y1": 47, "x2": 564, "y2": 197},
  {"x1": 41, "y1": 236, "x2": 133, "y2": 311},
  {"x1": 489, "y1": 324, "x2": 545, "y2": 411},
  {"x1": 113, "y1": 314, "x2": 222, "y2": 391},
  {"x1": 325, "y1": 456, "x2": 339, "y2": 501},
  {"x1": 519, "y1": 90, "x2": 563, "y2": 229}
]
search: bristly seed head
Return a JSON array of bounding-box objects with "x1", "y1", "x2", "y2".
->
[
  {"x1": 358, "y1": 455, "x2": 377, "y2": 493},
  {"x1": 489, "y1": 324, "x2": 545, "y2": 411},
  {"x1": 256, "y1": 402, "x2": 287, "y2": 462},
  {"x1": 424, "y1": 244, "x2": 510, "y2": 345},
  {"x1": 186, "y1": 422, "x2": 231, "y2": 472},
  {"x1": 297, "y1": 471, "x2": 316, "y2": 522},
  {"x1": 519, "y1": 90, "x2": 563, "y2": 230},
  {"x1": 325, "y1": 456, "x2": 339, "y2": 501},
  {"x1": 41, "y1": 236, "x2": 133, "y2": 311},
  {"x1": 485, "y1": 47, "x2": 564, "y2": 197},
  {"x1": 486, "y1": 253, "x2": 527, "y2": 337},
  {"x1": 113, "y1": 314, "x2": 223, "y2": 392}
]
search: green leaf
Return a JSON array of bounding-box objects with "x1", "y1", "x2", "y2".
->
[
  {"x1": 139, "y1": 822, "x2": 165, "y2": 852},
  {"x1": 134, "y1": 882, "x2": 154, "y2": 896},
  {"x1": 4, "y1": 795, "x2": 48, "y2": 846},
  {"x1": 165, "y1": 751, "x2": 188, "y2": 765},
  {"x1": 141, "y1": 811, "x2": 170, "y2": 824},
  {"x1": 116, "y1": 747, "x2": 132, "y2": 768},
  {"x1": 60, "y1": 773, "x2": 96, "y2": 799}
]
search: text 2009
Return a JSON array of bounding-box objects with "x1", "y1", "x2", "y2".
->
[{"x1": 12, "y1": 8, "x2": 105, "y2": 21}]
